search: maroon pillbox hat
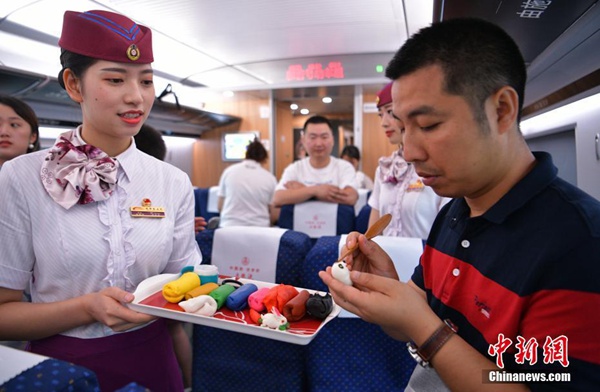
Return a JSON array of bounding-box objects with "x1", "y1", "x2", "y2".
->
[
  {"x1": 376, "y1": 82, "x2": 393, "y2": 108},
  {"x1": 59, "y1": 10, "x2": 153, "y2": 63}
]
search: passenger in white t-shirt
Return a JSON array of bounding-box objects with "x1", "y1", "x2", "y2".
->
[
  {"x1": 217, "y1": 138, "x2": 278, "y2": 227},
  {"x1": 273, "y1": 115, "x2": 358, "y2": 207}
]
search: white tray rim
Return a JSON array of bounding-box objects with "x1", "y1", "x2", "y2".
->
[{"x1": 128, "y1": 273, "x2": 340, "y2": 345}]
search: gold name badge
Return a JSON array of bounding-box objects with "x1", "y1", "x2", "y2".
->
[
  {"x1": 407, "y1": 179, "x2": 425, "y2": 192},
  {"x1": 130, "y1": 198, "x2": 165, "y2": 218}
]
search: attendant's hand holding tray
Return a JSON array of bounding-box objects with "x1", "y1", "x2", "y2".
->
[{"x1": 128, "y1": 273, "x2": 340, "y2": 345}]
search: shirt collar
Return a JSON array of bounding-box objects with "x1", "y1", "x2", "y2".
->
[
  {"x1": 113, "y1": 138, "x2": 141, "y2": 183},
  {"x1": 484, "y1": 151, "x2": 557, "y2": 223},
  {"x1": 448, "y1": 152, "x2": 557, "y2": 224}
]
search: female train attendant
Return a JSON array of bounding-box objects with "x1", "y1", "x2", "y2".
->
[
  {"x1": 0, "y1": 95, "x2": 40, "y2": 169},
  {"x1": 368, "y1": 83, "x2": 449, "y2": 239},
  {"x1": 0, "y1": 10, "x2": 201, "y2": 391}
]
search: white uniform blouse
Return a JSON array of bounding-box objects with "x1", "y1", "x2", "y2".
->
[
  {"x1": 0, "y1": 136, "x2": 202, "y2": 338},
  {"x1": 369, "y1": 162, "x2": 450, "y2": 239}
]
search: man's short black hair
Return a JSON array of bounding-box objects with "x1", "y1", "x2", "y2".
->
[
  {"x1": 303, "y1": 115, "x2": 333, "y2": 132},
  {"x1": 386, "y1": 17, "x2": 526, "y2": 123}
]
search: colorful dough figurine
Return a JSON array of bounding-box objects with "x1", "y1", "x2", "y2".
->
[
  {"x1": 283, "y1": 289, "x2": 310, "y2": 322},
  {"x1": 248, "y1": 287, "x2": 271, "y2": 312},
  {"x1": 331, "y1": 260, "x2": 352, "y2": 285},
  {"x1": 184, "y1": 282, "x2": 219, "y2": 300},
  {"x1": 162, "y1": 272, "x2": 201, "y2": 303},
  {"x1": 179, "y1": 295, "x2": 218, "y2": 317},
  {"x1": 306, "y1": 292, "x2": 334, "y2": 319},
  {"x1": 259, "y1": 307, "x2": 289, "y2": 331},
  {"x1": 209, "y1": 283, "x2": 237, "y2": 310},
  {"x1": 226, "y1": 283, "x2": 258, "y2": 311},
  {"x1": 262, "y1": 284, "x2": 299, "y2": 313}
]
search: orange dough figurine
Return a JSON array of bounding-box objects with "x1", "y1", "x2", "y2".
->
[{"x1": 262, "y1": 284, "x2": 299, "y2": 313}]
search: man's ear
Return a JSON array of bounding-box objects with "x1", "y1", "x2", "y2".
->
[
  {"x1": 63, "y1": 69, "x2": 83, "y2": 103},
  {"x1": 493, "y1": 86, "x2": 519, "y2": 134}
]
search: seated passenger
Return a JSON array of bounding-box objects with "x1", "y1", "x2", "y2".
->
[
  {"x1": 368, "y1": 83, "x2": 449, "y2": 239},
  {"x1": 273, "y1": 115, "x2": 358, "y2": 207},
  {"x1": 341, "y1": 145, "x2": 374, "y2": 190},
  {"x1": 217, "y1": 138, "x2": 278, "y2": 227}
]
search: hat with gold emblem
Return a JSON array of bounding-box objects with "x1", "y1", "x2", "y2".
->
[
  {"x1": 376, "y1": 82, "x2": 393, "y2": 108},
  {"x1": 58, "y1": 10, "x2": 153, "y2": 63}
]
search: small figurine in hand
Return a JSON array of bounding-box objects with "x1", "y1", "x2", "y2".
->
[{"x1": 331, "y1": 260, "x2": 352, "y2": 285}]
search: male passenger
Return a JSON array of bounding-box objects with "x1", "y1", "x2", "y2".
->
[
  {"x1": 273, "y1": 115, "x2": 358, "y2": 206},
  {"x1": 320, "y1": 18, "x2": 600, "y2": 390}
]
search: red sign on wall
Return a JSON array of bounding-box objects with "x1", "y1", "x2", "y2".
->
[{"x1": 286, "y1": 62, "x2": 345, "y2": 81}]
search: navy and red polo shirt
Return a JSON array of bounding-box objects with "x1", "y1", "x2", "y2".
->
[{"x1": 412, "y1": 152, "x2": 600, "y2": 390}]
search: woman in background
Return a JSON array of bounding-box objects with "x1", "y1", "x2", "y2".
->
[
  {"x1": 0, "y1": 10, "x2": 201, "y2": 391},
  {"x1": 341, "y1": 145, "x2": 374, "y2": 190},
  {"x1": 217, "y1": 138, "x2": 279, "y2": 227},
  {"x1": 368, "y1": 82, "x2": 449, "y2": 239},
  {"x1": 0, "y1": 95, "x2": 40, "y2": 169}
]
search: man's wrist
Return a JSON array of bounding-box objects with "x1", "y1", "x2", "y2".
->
[{"x1": 407, "y1": 319, "x2": 458, "y2": 367}]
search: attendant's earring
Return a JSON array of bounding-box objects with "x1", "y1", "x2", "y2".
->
[{"x1": 29, "y1": 143, "x2": 35, "y2": 150}]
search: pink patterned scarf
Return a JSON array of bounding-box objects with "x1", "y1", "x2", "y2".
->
[
  {"x1": 378, "y1": 149, "x2": 409, "y2": 184},
  {"x1": 40, "y1": 129, "x2": 119, "y2": 210}
]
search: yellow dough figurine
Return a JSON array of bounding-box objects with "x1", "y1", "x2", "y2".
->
[{"x1": 162, "y1": 272, "x2": 201, "y2": 303}]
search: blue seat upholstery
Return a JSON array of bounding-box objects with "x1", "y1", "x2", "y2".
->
[
  {"x1": 192, "y1": 228, "x2": 313, "y2": 391},
  {"x1": 302, "y1": 235, "x2": 416, "y2": 391},
  {"x1": 0, "y1": 358, "x2": 100, "y2": 392},
  {"x1": 195, "y1": 228, "x2": 215, "y2": 265},
  {"x1": 306, "y1": 318, "x2": 415, "y2": 392},
  {"x1": 193, "y1": 187, "x2": 219, "y2": 222},
  {"x1": 194, "y1": 228, "x2": 311, "y2": 287},
  {"x1": 278, "y1": 203, "x2": 356, "y2": 237},
  {"x1": 355, "y1": 203, "x2": 371, "y2": 234}
]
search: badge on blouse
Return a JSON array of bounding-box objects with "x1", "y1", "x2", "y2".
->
[
  {"x1": 130, "y1": 198, "x2": 165, "y2": 218},
  {"x1": 407, "y1": 179, "x2": 425, "y2": 192}
]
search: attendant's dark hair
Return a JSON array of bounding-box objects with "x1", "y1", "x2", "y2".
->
[
  {"x1": 245, "y1": 138, "x2": 268, "y2": 163},
  {"x1": 0, "y1": 95, "x2": 40, "y2": 152},
  {"x1": 386, "y1": 18, "x2": 526, "y2": 125},
  {"x1": 303, "y1": 115, "x2": 333, "y2": 132},
  {"x1": 58, "y1": 50, "x2": 98, "y2": 89},
  {"x1": 135, "y1": 124, "x2": 167, "y2": 161},
  {"x1": 341, "y1": 145, "x2": 360, "y2": 161}
]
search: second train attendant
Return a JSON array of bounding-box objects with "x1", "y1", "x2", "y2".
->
[{"x1": 368, "y1": 82, "x2": 449, "y2": 239}]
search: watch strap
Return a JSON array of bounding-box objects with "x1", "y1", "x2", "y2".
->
[{"x1": 407, "y1": 319, "x2": 457, "y2": 367}]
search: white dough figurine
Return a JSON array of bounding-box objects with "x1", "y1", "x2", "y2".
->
[{"x1": 332, "y1": 260, "x2": 353, "y2": 285}]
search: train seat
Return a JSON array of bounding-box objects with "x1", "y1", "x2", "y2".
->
[
  {"x1": 354, "y1": 188, "x2": 371, "y2": 216},
  {"x1": 302, "y1": 234, "x2": 424, "y2": 391},
  {"x1": 193, "y1": 187, "x2": 220, "y2": 222},
  {"x1": 192, "y1": 226, "x2": 313, "y2": 391},
  {"x1": 277, "y1": 201, "x2": 356, "y2": 239},
  {"x1": 355, "y1": 203, "x2": 372, "y2": 234}
]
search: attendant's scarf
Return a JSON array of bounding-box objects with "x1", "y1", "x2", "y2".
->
[
  {"x1": 40, "y1": 129, "x2": 119, "y2": 210},
  {"x1": 378, "y1": 149, "x2": 409, "y2": 184}
]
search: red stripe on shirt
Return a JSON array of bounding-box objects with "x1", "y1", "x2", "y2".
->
[
  {"x1": 521, "y1": 289, "x2": 600, "y2": 365},
  {"x1": 421, "y1": 246, "x2": 600, "y2": 365},
  {"x1": 421, "y1": 246, "x2": 525, "y2": 344}
]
